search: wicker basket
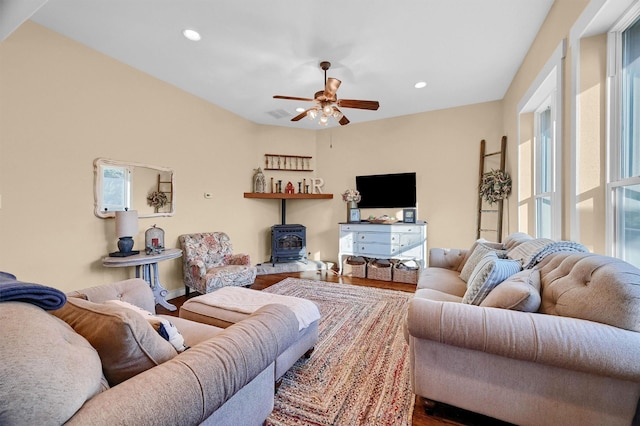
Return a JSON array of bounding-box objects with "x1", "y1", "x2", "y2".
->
[
  {"x1": 343, "y1": 256, "x2": 367, "y2": 278},
  {"x1": 392, "y1": 262, "x2": 420, "y2": 284},
  {"x1": 367, "y1": 259, "x2": 393, "y2": 281}
]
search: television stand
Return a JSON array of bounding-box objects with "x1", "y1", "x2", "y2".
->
[{"x1": 338, "y1": 221, "x2": 427, "y2": 275}]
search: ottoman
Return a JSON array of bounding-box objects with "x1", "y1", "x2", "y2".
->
[{"x1": 180, "y1": 287, "x2": 320, "y2": 381}]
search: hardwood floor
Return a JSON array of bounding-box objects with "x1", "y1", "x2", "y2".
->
[{"x1": 157, "y1": 270, "x2": 510, "y2": 426}]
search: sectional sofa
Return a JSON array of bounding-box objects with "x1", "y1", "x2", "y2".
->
[{"x1": 1, "y1": 278, "x2": 299, "y2": 425}]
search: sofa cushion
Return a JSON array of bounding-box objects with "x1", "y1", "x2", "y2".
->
[
  {"x1": 51, "y1": 297, "x2": 178, "y2": 386},
  {"x1": 69, "y1": 278, "x2": 157, "y2": 313},
  {"x1": 459, "y1": 242, "x2": 507, "y2": 282},
  {"x1": 159, "y1": 315, "x2": 223, "y2": 347},
  {"x1": 416, "y1": 267, "x2": 467, "y2": 297},
  {"x1": 462, "y1": 252, "x2": 522, "y2": 305},
  {"x1": 480, "y1": 268, "x2": 541, "y2": 312},
  {"x1": 0, "y1": 302, "x2": 104, "y2": 425},
  {"x1": 537, "y1": 252, "x2": 640, "y2": 332},
  {"x1": 414, "y1": 288, "x2": 463, "y2": 303}
]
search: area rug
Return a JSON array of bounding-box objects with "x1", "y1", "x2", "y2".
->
[{"x1": 263, "y1": 278, "x2": 414, "y2": 426}]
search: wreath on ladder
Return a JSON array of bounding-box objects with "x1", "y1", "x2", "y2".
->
[
  {"x1": 147, "y1": 191, "x2": 169, "y2": 209},
  {"x1": 479, "y1": 169, "x2": 512, "y2": 205}
]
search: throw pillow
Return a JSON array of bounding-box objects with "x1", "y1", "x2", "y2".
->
[
  {"x1": 51, "y1": 297, "x2": 178, "y2": 386},
  {"x1": 480, "y1": 268, "x2": 541, "y2": 312},
  {"x1": 104, "y1": 300, "x2": 187, "y2": 352},
  {"x1": 507, "y1": 238, "x2": 554, "y2": 267},
  {"x1": 459, "y1": 242, "x2": 508, "y2": 283},
  {"x1": 462, "y1": 251, "x2": 522, "y2": 305},
  {"x1": 456, "y1": 239, "x2": 505, "y2": 273}
]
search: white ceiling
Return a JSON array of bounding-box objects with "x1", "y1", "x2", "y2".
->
[{"x1": 11, "y1": 0, "x2": 555, "y2": 129}]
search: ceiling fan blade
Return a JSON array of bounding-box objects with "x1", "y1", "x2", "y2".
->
[
  {"x1": 274, "y1": 95, "x2": 315, "y2": 102},
  {"x1": 291, "y1": 108, "x2": 317, "y2": 122},
  {"x1": 337, "y1": 99, "x2": 380, "y2": 110},
  {"x1": 323, "y1": 78, "x2": 341, "y2": 100}
]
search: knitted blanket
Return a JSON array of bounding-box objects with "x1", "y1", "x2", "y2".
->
[{"x1": 508, "y1": 239, "x2": 589, "y2": 269}]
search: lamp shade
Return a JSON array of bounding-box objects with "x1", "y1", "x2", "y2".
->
[{"x1": 115, "y1": 210, "x2": 138, "y2": 238}]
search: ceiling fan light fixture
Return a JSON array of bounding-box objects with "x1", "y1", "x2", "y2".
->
[
  {"x1": 414, "y1": 81, "x2": 427, "y2": 89},
  {"x1": 273, "y1": 60, "x2": 379, "y2": 127}
]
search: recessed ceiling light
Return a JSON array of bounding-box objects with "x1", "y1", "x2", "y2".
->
[
  {"x1": 414, "y1": 81, "x2": 427, "y2": 89},
  {"x1": 296, "y1": 107, "x2": 306, "y2": 113},
  {"x1": 183, "y1": 29, "x2": 201, "y2": 41}
]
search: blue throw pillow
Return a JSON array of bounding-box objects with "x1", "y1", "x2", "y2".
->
[{"x1": 462, "y1": 252, "x2": 522, "y2": 305}]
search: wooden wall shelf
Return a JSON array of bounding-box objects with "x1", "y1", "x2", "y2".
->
[
  {"x1": 244, "y1": 192, "x2": 333, "y2": 224},
  {"x1": 244, "y1": 193, "x2": 332, "y2": 200}
]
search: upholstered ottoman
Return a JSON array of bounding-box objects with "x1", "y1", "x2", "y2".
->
[{"x1": 179, "y1": 287, "x2": 320, "y2": 381}]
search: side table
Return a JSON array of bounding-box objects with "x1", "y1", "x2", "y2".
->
[{"x1": 102, "y1": 248, "x2": 182, "y2": 311}]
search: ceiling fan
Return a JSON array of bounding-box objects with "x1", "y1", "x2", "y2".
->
[{"x1": 273, "y1": 61, "x2": 380, "y2": 126}]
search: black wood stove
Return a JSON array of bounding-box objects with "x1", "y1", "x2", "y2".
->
[{"x1": 270, "y1": 224, "x2": 307, "y2": 266}]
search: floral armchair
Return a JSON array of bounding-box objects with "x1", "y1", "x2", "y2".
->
[{"x1": 178, "y1": 232, "x2": 257, "y2": 296}]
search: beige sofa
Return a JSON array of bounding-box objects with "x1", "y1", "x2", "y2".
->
[
  {"x1": 0, "y1": 278, "x2": 299, "y2": 425},
  {"x1": 405, "y1": 233, "x2": 640, "y2": 426}
]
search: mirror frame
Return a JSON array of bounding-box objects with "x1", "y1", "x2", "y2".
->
[{"x1": 94, "y1": 158, "x2": 175, "y2": 219}]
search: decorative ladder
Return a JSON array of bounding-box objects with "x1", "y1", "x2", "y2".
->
[
  {"x1": 476, "y1": 136, "x2": 507, "y2": 242},
  {"x1": 157, "y1": 174, "x2": 173, "y2": 213}
]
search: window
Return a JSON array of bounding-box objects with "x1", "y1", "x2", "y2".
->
[
  {"x1": 609, "y1": 12, "x2": 640, "y2": 267},
  {"x1": 535, "y1": 103, "x2": 555, "y2": 238}
]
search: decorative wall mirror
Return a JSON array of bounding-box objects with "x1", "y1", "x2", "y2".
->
[{"x1": 94, "y1": 158, "x2": 175, "y2": 218}]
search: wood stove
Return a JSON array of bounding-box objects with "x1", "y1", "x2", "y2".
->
[{"x1": 270, "y1": 224, "x2": 306, "y2": 265}]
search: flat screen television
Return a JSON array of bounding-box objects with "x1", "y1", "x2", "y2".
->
[{"x1": 355, "y1": 172, "x2": 416, "y2": 209}]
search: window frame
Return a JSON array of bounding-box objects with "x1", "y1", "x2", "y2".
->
[{"x1": 533, "y1": 98, "x2": 557, "y2": 238}]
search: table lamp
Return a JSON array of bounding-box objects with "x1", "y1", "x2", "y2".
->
[{"x1": 110, "y1": 209, "x2": 140, "y2": 257}]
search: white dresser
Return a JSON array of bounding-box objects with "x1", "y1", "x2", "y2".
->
[{"x1": 338, "y1": 221, "x2": 427, "y2": 274}]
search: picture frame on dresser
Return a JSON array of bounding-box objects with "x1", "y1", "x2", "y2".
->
[
  {"x1": 403, "y1": 208, "x2": 416, "y2": 223},
  {"x1": 348, "y1": 208, "x2": 361, "y2": 223}
]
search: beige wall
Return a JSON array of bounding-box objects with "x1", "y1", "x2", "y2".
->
[
  {"x1": 1, "y1": 21, "x2": 503, "y2": 293},
  {"x1": 576, "y1": 34, "x2": 607, "y2": 253},
  {"x1": 0, "y1": 22, "x2": 317, "y2": 292},
  {"x1": 2, "y1": 1, "x2": 611, "y2": 294},
  {"x1": 315, "y1": 103, "x2": 505, "y2": 259},
  {"x1": 502, "y1": 0, "x2": 591, "y2": 242}
]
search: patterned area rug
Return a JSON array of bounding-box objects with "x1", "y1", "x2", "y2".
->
[{"x1": 263, "y1": 278, "x2": 414, "y2": 425}]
